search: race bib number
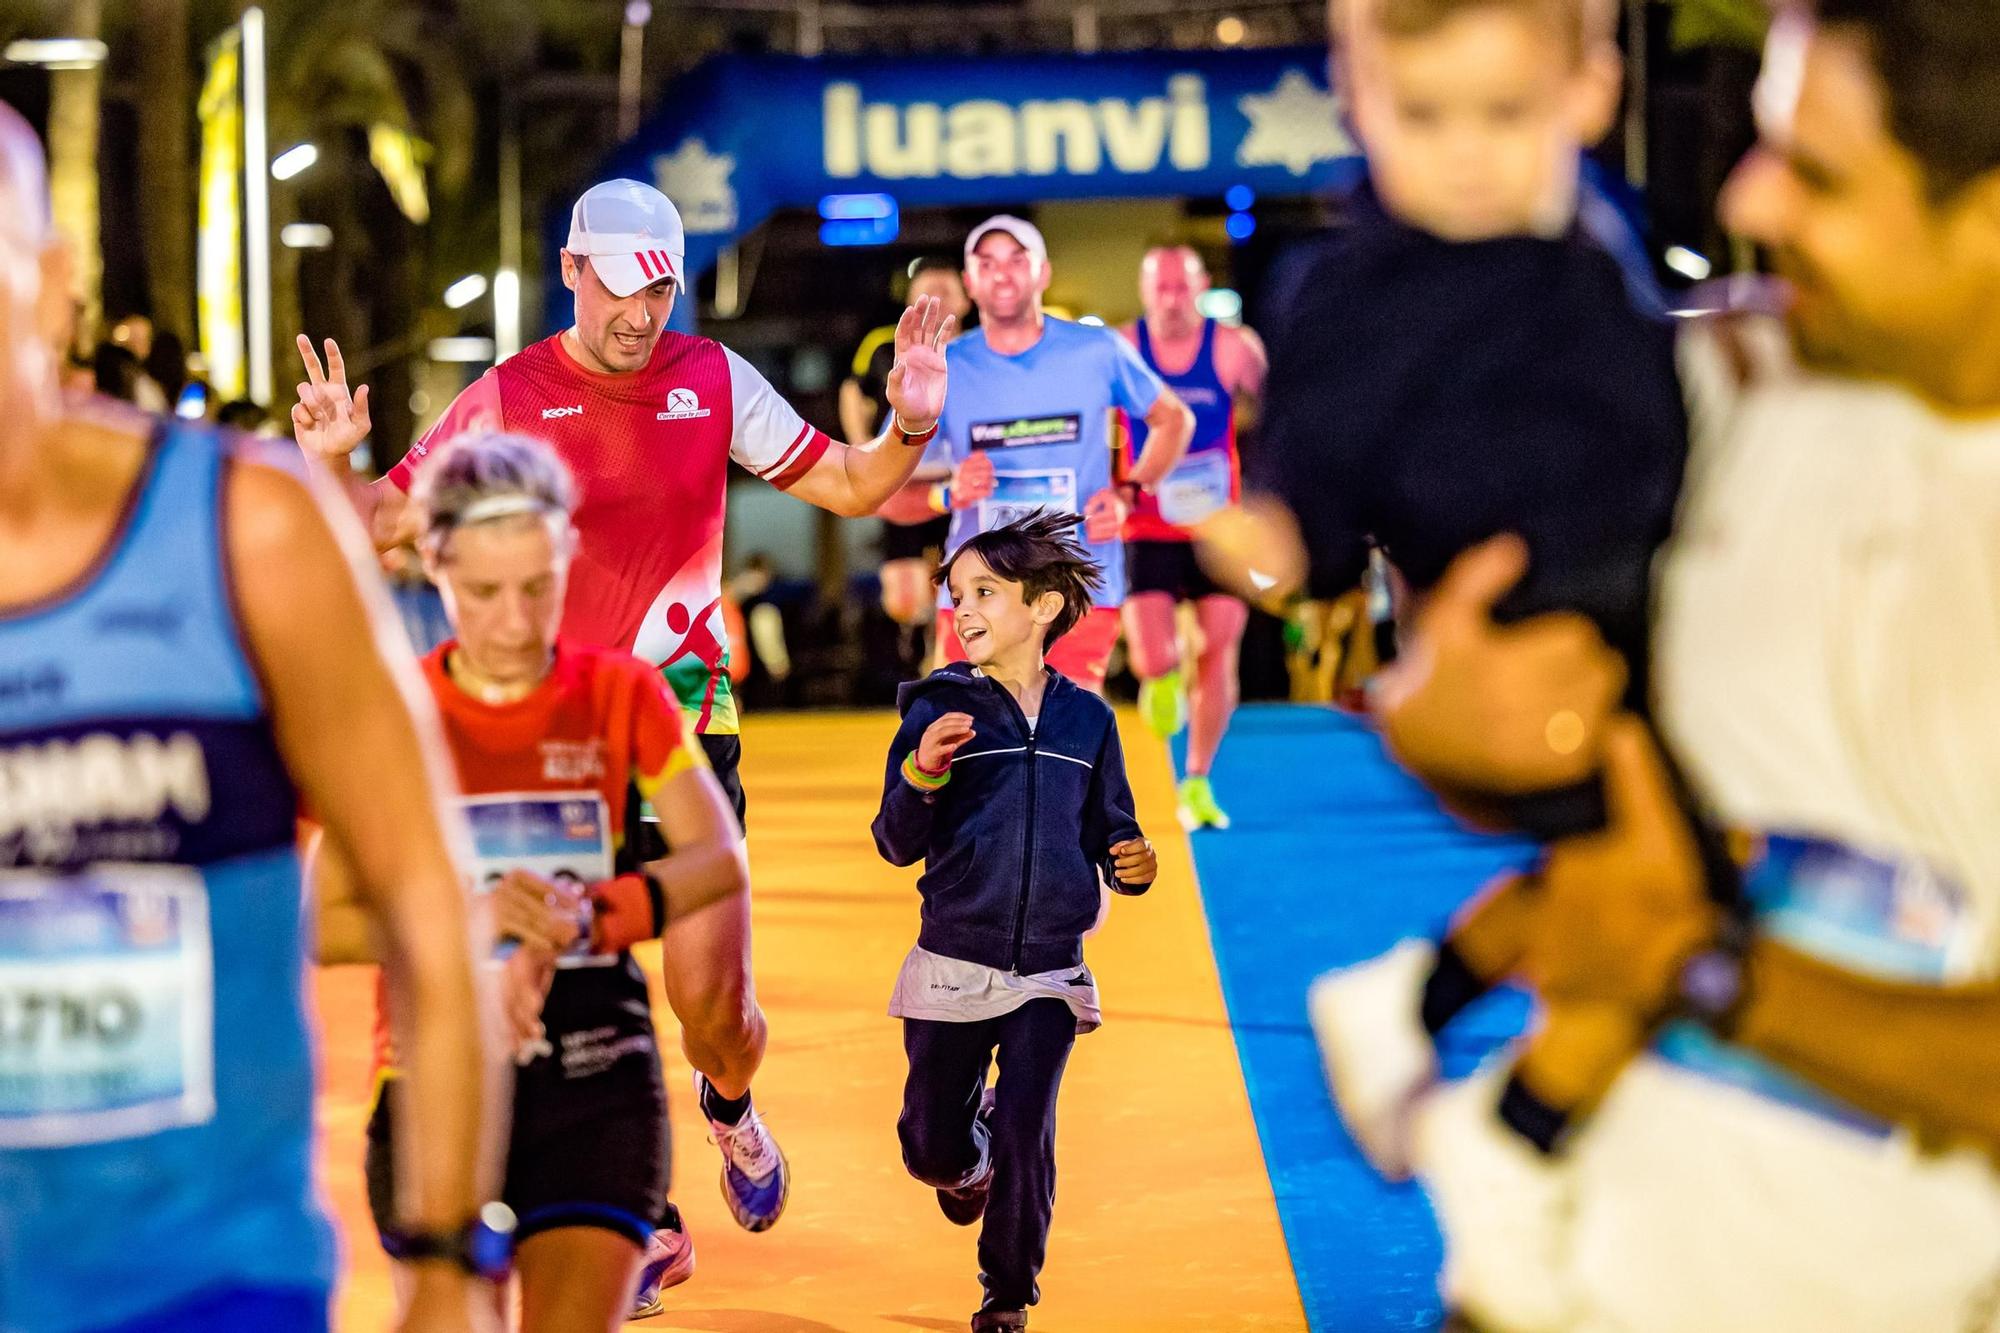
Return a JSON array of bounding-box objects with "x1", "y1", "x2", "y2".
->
[
  {"x1": 1155, "y1": 450, "x2": 1232, "y2": 527},
  {"x1": 978, "y1": 469, "x2": 1079, "y2": 535},
  {"x1": 971, "y1": 415, "x2": 1082, "y2": 450},
  {"x1": 0, "y1": 866, "x2": 215, "y2": 1148},
  {"x1": 464, "y1": 793, "x2": 615, "y2": 969}
]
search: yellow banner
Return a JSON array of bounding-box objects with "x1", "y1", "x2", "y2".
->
[
  {"x1": 368, "y1": 123, "x2": 430, "y2": 225},
  {"x1": 197, "y1": 32, "x2": 244, "y2": 400}
]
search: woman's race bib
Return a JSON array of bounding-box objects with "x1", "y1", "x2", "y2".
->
[
  {"x1": 464, "y1": 793, "x2": 615, "y2": 969},
  {"x1": 0, "y1": 866, "x2": 216, "y2": 1148}
]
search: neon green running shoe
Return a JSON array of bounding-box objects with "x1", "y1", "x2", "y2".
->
[
  {"x1": 1177, "y1": 774, "x2": 1231, "y2": 831},
  {"x1": 1139, "y1": 669, "x2": 1187, "y2": 739}
]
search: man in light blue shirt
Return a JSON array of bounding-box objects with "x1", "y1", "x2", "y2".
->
[{"x1": 888, "y1": 215, "x2": 1194, "y2": 692}]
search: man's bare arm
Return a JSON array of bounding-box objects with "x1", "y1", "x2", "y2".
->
[
  {"x1": 1126, "y1": 387, "x2": 1195, "y2": 488},
  {"x1": 1517, "y1": 719, "x2": 2000, "y2": 1157},
  {"x1": 228, "y1": 461, "x2": 494, "y2": 1239},
  {"x1": 288, "y1": 333, "x2": 430, "y2": 551},
  {"x1": 787, "y1": 296, "x2": 956, "y2": 517},
  {"x1": 305, "y1": 825, "x2": 379, "y2": 966},
  {"x1": 645, "y1": 766, "x2": 752, "y2": 924},
  {"x1": 1225, "y1": 325, "x2": 1269, "y2": 431},
  {"x1": 1735, "y1": 939, "x2": 2000, "y2": 1157},
  {"x1": 838, "y1": 377, "x2": 880, "y2": 448}
]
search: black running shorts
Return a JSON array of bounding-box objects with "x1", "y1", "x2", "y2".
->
[
  {"x1": 367, "y1": 960, "x2": 669, "y2": 1248},
  {"x1": 882, "y1": 514, "x2": 949, "y2": 564},
  {"x1": 1126, "y1": 539, "x2": 1231, "y2": 603}
]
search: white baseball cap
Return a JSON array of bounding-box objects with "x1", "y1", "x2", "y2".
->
[
  {"x1": 567, "y1": 179, "x2": 686, "y2": 298},
  {"x1": 964, "y1": 214, "x2": 1047, "y2": 270}
]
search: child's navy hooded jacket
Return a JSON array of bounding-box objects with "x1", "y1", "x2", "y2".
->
[{"x1": 872, "y1": 662, "x2": 1144, "y2": 975}]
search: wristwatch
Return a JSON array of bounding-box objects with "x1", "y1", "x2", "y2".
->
[
  {"x1": 1674, "y1": 917, "x2": 1755, "y2": 1040},
  {"x1": 381, "y1": 1202, "x2": 518, "y2": 1282}
]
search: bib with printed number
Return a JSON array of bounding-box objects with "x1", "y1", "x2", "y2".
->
[
  {"x1": 979, "y1": 468, "x2": 1079, "y2": 534},
  {"x1": 1155, "y1": 450, "x2": 1233, "y2": 527},
  {"x1": 0, "y1": 867, "x2": 216, "y2": 1148},
  {"x1": 465, "y1": 793, "x2": 615, "y2": 968}
]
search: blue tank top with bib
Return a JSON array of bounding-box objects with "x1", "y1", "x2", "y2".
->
[{"x1": 0, "y1": 421, "x2": 332, "y2": 1330}]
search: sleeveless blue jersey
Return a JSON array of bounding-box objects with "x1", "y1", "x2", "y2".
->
[
  {"x1": 1123, "y1": 318, "x2": 1238, "y2": 542},
  {"x1": 0, "y1": 422, "x2": 332, "y2": 1330}
]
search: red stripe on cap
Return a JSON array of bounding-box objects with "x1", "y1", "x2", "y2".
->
[
  {"x1": 656, "y1": 251, "x2": 677, "y2": 280},
  {"x1": 634, "y1": 250, "x2": 656, "y2": 281}
]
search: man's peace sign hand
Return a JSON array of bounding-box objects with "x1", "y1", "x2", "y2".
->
[{"x1": 291, "y1": 333, "x2": 373, "y2": 462}]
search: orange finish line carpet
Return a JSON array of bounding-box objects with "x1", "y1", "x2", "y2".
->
[{"x1": 313, "y1": 710, "x2": 1306, "y2": 1331}]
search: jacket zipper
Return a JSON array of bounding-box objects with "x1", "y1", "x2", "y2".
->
[{"x1": 993, "y1": 677, "x2": 1038, "y2": 974}]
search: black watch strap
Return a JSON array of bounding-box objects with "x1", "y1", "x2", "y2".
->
[{"x1": 382, "y1": 1203, "x2": 517, "y2": 1281}]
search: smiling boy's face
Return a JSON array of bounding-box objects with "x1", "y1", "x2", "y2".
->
[{"x1": 946, "y1": 549, "x2": 1062, "y2": 668}]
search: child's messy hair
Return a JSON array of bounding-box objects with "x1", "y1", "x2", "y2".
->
[{"x1": 935, "y1": 510, "x2": 1105, "y2": 648}]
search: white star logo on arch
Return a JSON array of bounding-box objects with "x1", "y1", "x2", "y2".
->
[
  {"x1": 655, "y1": 137, "x2": 739, "y2": 235},
  {"x1": 1236, "y1": 69, "x2": 1355, "y2": 177}
]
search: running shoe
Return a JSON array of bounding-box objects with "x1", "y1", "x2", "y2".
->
[
  {"x1": 1176, "y1": 774, "x2": 1231, "y2": 831},
  {"x1": 1308, "y1": 939, "x2": 1439, "y2": 1180},
  {"x1": 1138, "y1": 669, "x2": 1187, "y2": 739},
  {"x1": 626, "y1": 1205, "x2": 695, "y2": 1320},
  {"x1": 693, "y1": 1070, "x2": 791, "y2": 1232},
  {"x1": 971, "y1": 1310, "x2": 1028, "y2": 1331},
  {"x1": 937, "y1": 1086, "x2": 997, "y2": 1226}
]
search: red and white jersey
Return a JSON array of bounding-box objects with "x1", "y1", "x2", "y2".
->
[{"x1": 388, "y1": 331, "x2": 832, "y2": 732}]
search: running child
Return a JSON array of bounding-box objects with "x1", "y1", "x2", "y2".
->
[{"x1": 870, "y1": 512, "x2": 1158, "y2": 1332}]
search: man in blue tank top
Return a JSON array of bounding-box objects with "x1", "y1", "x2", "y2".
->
[
  {"x1": 884, "y1": 216, "x2": 1195, "y2": 693},
  {"x1": 1118, "y1": 246, "x2": 1268, "y2": 832},
  {"x1": 0, "y1": 106, "x2": 497, "y2": 1333}
]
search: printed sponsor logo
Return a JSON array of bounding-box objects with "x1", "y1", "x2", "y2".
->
[
  {"x1": 0, "y1": 732, "x2": 209, "y2": 863},
  {"x1": 541, "y1": 405, "x2": 585, "y2": 420},
  {"x1": 0, "y1": 666, "x2": 64, "y2": 708},
  {"x1": 93, "y1": 604, "x2": 184, "y2": 641},
  {"x1": 824, "y1": 76, "x2": 1212, "y2": 180},
  {"x1": 821, "y1": 70, "x2": 1352, "y2": 183},
  {"x1": 657, "y1": 387, "x2": 713, "y2": 421},
  {"x1": 970, "y1": 414, "x2": 1082, "y2": 449},
  {"x1": 540, "y1": 740, "x2": 607, "y2": 783}
]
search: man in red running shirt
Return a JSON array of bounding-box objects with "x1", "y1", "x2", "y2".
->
[{"x1": 292, "y1": 179, "x2": 951, "y2": 1260}]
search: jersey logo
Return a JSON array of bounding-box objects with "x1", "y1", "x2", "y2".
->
[
  {"x1": 658, "y1": 388, "x2": 713, "y2": 422},
  {"x1": 0, "y1": 731, "x2": 210, "y2": 863},
  {"x1": 541, "y1": 405, "x2": 585, "y2": 420},
  {"x1": 540, "y1": 739, "x2": 607, "y2": 783},
  {"x1": 971, "y1": 414, "x2": 1082, "y2": 449}
]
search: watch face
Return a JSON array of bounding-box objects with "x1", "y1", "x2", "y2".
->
[
  {"x1": 1681, "y1": 950, "x2": 1744, "y2": 1018},
  {"x1": 472, "y1": 1202, "x2": 519, "y2": 1281}
]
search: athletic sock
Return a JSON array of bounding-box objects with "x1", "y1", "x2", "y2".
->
[{"x1": 702, "y1": 1081, "x2": 752, "y2": 1126}]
